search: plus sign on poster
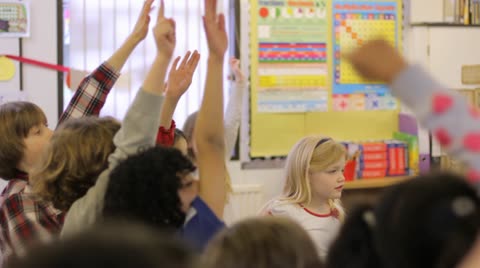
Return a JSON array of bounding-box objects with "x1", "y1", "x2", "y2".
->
[{"x1": 332, "y1": 1, "x2": 400, "y2": 111}]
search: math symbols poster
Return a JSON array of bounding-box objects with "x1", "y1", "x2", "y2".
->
[
  {"x1": 256, "y1": 0, "x2": 329, "y2": 113},
  {"x1": 332, "y1": 1, "x2": 400, "y2": 111}
]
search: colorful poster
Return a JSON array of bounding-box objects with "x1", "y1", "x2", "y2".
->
[
  {"x1": 332, "y1": 1, "x2": 399, "y2": 111},
  {"x1": 0, "y1": 1, "x2": 29, "y2": 37},
  {"x1": 258, "y1": 90, "x2": 328, "y2": 113},
  {"x1": 257, "y1": 0, "x2": 328, "y2": 113}
]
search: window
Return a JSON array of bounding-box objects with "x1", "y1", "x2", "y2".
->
[{"x1": 65, "y1": 0, "x2": 233, "y2": 128}]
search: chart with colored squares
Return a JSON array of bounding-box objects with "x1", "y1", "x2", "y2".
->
[
  {"x1": 256, "y1": 0, "x2": 329, "y2": 113},
  {"x1": 0, "y1": 1, "x2": 29, "y2": 37},
  {"x1": 332, "y1": 1, "x2": 400, "y2": 111}
]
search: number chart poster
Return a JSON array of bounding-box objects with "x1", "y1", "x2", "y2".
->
[
  {"x1": 332, "y1": 1, "x2": 400, "y2": 111},
  {"x1": 0, "y1": 1, "x2": 30, "y2": 37},
  {"x1": 256, "y1": 0, "x2": 329, "y2": 113}
]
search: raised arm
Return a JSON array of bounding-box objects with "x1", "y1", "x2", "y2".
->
[
  {"x1": 61, "y1": 0, "x2": 176, "y2": 236},
  {"x1": 347, "y1": 40, "x2": 480, "y2": 185},
  {"x1": 224, "y1": 58, "x2": 247, "y2": 157},
  {"x1": 157, "y1": 50, "x2": 200, "y2": 146},
  {"x1": 58, "y1": 0, "x2": 154, "y2": 125},
  {"x1": 195, "y1": 0, "x2": 228, "y2": 219}
]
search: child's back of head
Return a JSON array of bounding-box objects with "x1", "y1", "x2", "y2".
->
[
  {"x1": 31, "y1": 116, "x2": 120, "y2": 211},
  {"x1": 103, "y1": 146, "x2": 196, "y2": 230},
  {"x1": 203, "y1": 216, "x2": 324, "y2": 268},
  {"x1": 327, "y1": 172, "x2": 480, "y2": 268},
  {"x1": 7, "y1": 222, "x2": 196, "y2": 268},
  {"x1": 0, "y1": 101, "x2": 48, "y2": 179}
]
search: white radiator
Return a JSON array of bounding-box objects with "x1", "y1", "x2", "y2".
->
[{"x1": 224, "y1": 184, "x2": 263, "y2": 225}]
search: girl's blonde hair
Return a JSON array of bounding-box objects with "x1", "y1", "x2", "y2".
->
[
  {"x1": 0, "y1": 101, "x2": 47, "y2": 179},
  {"x1": 31, "y1": 116, "x2": 120, "y2": 211},
  {"x1": 282, "y1": 136, "x2": 347, "y2": 220},
  {"x1": 202, "y1": 217, "x2": 324, "y2": 268}
]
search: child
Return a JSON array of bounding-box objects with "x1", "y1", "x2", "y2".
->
[
  {"x1": 31, "y1": 116, "x2": 121, "y2": 212},
  {"x1": 345, "y1": 39, "x2": 480, "y2": 267},
  {"x1": 103, "y1": 146, "x2": 224, "y2": 250},
  {"x1": 156, "y1": 49, "x2": 200, "y2": 150},
  {"x1": 0, "y1": 0, "x2": 154, "y2": 258},
  {"x1": 100, "y1": 0, "x2": 229, "y2": 249},
  {"x1": 30, "y1": 49, "x2": 198, "y2": 215},
  {"x1": 261, "y1": 136, "x2": 347, "y2": 259},
  {"x1": 347, "y1": 39, "x2": 480, "y2": 185},
  {"x1": 182, "y1": 57, "x2": 247, "y2": 161},
  {"x1": 326, "y1": 173, "x2": 480, "y2": 268},
  {"x1": 7, "y1": 222, "x2": 196, "y2": 268},
  {"x1": 202, "y1": 217, "x2": 324, "y2": 268},
  {"x1": 60, "y1": 0, "x2": 204, "y2": 238}
]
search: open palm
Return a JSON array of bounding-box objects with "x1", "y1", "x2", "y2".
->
[
  {"x1": 203, "y1": 0, "x2": 228, "y2": 59},
  {"x1": 166, "y1": 50, "x2": 201, "y2": 99}
]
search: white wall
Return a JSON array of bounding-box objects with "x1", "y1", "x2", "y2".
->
[
  {"x1": 0, "y1": 0, "x2": 59, "y2": 127},
  {"x1": 5, "y1": 1, "x2": 480, "y2": 222}
]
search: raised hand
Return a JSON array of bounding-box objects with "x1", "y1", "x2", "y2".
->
[
  {"x1": 129, "y1": 0, "x2": 154, "y2": 44},
  {"x1": 165, "y1": 50, "x2": 201, "y2": 99},
  {"x1": 203, "y1": 0, "x2": 228, "y2": 61},
  {"x1": 153, "y1": 0, "x2": 176, "y2": 59},
  {"x1": 346, "y1": 39, "x2": 407, "y2": 84},
  {"x1": 230, "y1": 57, "x2": 245, "y2": 82}
]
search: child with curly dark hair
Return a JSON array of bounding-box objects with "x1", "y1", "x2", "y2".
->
[
  {"x1": 103, "y1": 146, "x2": 224, "y2": 250},
  {"x1": 101, "y1": 0, "x2": 230, "y2": 250}
]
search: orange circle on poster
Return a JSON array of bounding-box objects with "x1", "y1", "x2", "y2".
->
[{"x1": 259, "y1": 7, "x2": 269, "y2": 18}]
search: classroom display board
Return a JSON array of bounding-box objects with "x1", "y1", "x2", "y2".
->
[
  {"x1": 257, "y1": 0, "x2": 329, "y2": 113},
  {"x1": 332, "y1": 1, "x2": 399, "y2": 111},
  {"x1": 250, "y1": 0, "x2": 403, "y2": 157}
]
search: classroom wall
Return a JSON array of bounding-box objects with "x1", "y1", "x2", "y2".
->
[
  {"x1": 0, "y1": 0, "x2": 59, "y2": 191},
  {"x1": 0, "y1": 0, "x2": 60, "y2": 127},
  {"x1": 3, "y1": 0, "x2": 480, "y2": 220}
]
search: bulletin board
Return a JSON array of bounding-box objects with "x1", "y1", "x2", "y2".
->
[{"x1": 250, "y1": 0, "x2": 403, "y2": 157}]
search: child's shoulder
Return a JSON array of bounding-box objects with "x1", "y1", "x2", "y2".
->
[
  {"x1": 260, "y1": 198, "x2": 302, "y2": 217},
  {"x1": 1, "y1": 179, "x2": 28, "y2": 199}
]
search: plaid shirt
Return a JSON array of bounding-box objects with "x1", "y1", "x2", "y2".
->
[
  {"x1": 58, "y1": 62, "x2": 119, "y2": 124},
  {"x1": 0, "y1": 62, "x2": 119, "y2": 259}
]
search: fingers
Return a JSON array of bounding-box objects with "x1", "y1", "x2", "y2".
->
[
  {"x1": 179, "y1": 51, "x2": 192, "y2": 68},
  {"x1": 157, "y1": 0, "x2": 165, "y2": 22},
  {"x1": 205, "y1": 0, "x2": 217, "y2": 20},
  {"x1": 230, "y1": 58, "x2": 239, "y2": 68},
  {"x1": 141, "y1": 0, "x2": 154, "y2": 17},
  {"x1": 218, "y1": 13, "x2": 226, "y2": 31},
  {"x1": 188, "y1": 50, "x2": 201, "y2": 70},
  {"x1": 171, "y1": 56, "x2": 181, "y2": 71}
]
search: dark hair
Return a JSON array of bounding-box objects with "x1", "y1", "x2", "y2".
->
[
  {"x1": 326, "y1": 205, "x2": 380, "y2": 268},
  {"x1": 0, "y1": 101, "x2": 47, "y2": 179},
  {"x1": 7, "y1": 222, "x2": 196, "y2": 268},
  {"x1": 103, "y1": 146, "x2": 196, "y2": 230},
  {"x1": 326, "y1": 172, "x2": 480, "y2": 268}
]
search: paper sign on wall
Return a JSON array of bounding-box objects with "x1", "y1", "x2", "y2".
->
[
  {"x1": 256, "y1": 0, "x2": 329, "y2": 113},
  {"x1": 0, "y1": 1, "x2": 30, "y2": 37},
  {"x1": 0, "y1": 56, "x2": 15, "y2": 81}
]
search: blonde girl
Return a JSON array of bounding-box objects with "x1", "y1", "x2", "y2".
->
[{"x1": 261, "y1": 136, "x2": 347, "y2": 259}]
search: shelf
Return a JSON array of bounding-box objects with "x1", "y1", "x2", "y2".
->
[
  {"x1": 411, "y1": 23, "x2": 480, "y2": 27},
  {"x1": 344, "y1": 176, "x2": 412, "y2": 190}
]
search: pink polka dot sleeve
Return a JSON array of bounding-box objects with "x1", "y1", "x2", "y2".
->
[{"x1": 391, "y1": 65, "x2": 480, "y2": 184}]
